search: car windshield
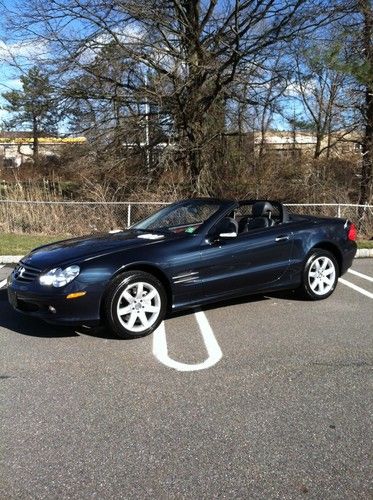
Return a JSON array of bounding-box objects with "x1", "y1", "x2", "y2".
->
[{"x1": 132, "y1": 200, "x2": 223, "y2": 234}]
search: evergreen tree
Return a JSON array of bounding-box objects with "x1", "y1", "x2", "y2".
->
[{"x1": 2, "y1": 67, "x2": 59, "y2": 166}]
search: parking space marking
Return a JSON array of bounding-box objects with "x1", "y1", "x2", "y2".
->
[
  {"x1": 348, "y1": 269, "x2": 373, "y2": 283},
  {"x1": 0, "y1": 266, "x2": 7, "y2": 288},
  {"x1": 339, "y1": 277, "x2": 373, "y2": 299},
  {"x1": 153, "y1": 310, "x2": 222, "y2": 372}
]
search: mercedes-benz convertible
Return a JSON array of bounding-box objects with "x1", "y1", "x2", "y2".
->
[{"x1": 8, "y1": 198, "x2": 357, "y2": 338}]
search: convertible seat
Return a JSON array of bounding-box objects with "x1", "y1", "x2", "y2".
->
[
  {"x1": 246, "y1": 202, "x2": 275, "y2": 230},
  {"x1": 238, "y1": 216, "x2": 249, "y2": 234}
]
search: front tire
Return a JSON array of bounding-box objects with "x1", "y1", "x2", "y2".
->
[
  {"x1": 104, "y1": 271, "x2": 167, "y2": 338},
  {"x1": 300, "y1": 249, "x2": 339, "y2": 300}
]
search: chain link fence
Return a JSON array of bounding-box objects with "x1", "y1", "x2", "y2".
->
[
  {"x1": 0, "y1": 200, "x2": 372, "y2": 237},
  {"x1": 285, "y1": 204, "x2": 372, "y2": 237}
]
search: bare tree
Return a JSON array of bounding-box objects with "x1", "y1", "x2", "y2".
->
[
  {"x1": 2, "y1": 0, "x2": 340, "y2": 192},
  {"x1": 287, "y1": 40, "x2": 357, "y2": 159}
]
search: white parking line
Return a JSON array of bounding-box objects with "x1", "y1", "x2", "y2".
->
[
  {"x1": 348, "y1": 269, "x2": 373, "y2": 283},
  {"x1": 339, "y1": 278, "x2": 373, "y2": 299},
  {"x1": 153, "y1": 310, "x2": 222, "y2": 372},
  {"x1": 0, "y1": 265, "x2": 7, "y2": 288}
]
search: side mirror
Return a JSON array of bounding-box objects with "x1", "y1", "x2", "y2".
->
[
  {"x1": 213, "y1": 217, "x2": 238, "y2": 240},
  {"x1": 219, "y1": 231, "x2": 237, "y2": 238}
]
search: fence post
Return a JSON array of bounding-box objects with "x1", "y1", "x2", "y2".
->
[
  {"x1": 127, "y1": 203, "x2": 131, "y2": 228},
  {"x1": 337, "y1": 204, "x2": 341, "y2": 218}
]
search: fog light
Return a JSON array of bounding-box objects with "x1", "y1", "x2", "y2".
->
[{"x1": 48, "y1": 306, "x2": 56, "y2": 314}]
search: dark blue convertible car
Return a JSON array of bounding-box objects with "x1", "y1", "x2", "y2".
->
[{"x1": 8, "y1": 198, "x2": 357, "y2": 338}]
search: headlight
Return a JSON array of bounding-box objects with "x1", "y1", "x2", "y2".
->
[{"x1": 39, "y1": 265, "x2": 80, "y2": 287}]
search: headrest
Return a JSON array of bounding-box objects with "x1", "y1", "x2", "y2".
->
[{"x1": 252, "y1": 201, "x2": 275, "y2": 218}]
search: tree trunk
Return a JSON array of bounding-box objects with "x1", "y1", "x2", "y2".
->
[
  {"x1": 32, "y1": 116, "x2": 39, "y2": 167},
  {"x1": 314, "y1": 130, "x2": 322, "y2": 159},
  {"x1": 358, "y1": 0, "x2": 373, "y2": 224},
  {"x1": 358, "y1": 88, "x2": 373, "y2": 210}
]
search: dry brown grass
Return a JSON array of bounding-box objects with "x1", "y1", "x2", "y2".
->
[{"x1": 0, "y1": 148, "x2": 371, "y2": 237}]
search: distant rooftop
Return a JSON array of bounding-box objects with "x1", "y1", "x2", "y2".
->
[
  {"x1": 0, "y1": 131, "x2": 86, "y2": 144},
  {"x1": 0, "y1": 131, "x2": 56, "y2": 139}
]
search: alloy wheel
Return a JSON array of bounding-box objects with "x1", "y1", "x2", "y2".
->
[
  {"x1": 116, "y1": 281, "x2": 161, "y2": 333},
  {"x1": 308, "y1": 256, "x2": 336, "y2": 296}
]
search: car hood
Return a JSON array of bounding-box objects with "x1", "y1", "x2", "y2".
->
[{"x1": 21, "y1": 230, "x2": 178, "y2": 270}]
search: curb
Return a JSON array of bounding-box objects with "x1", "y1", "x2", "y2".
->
[
  {"x1": 355, "y1": 248, "x2": 373, "y2": 258},
  {"x1": 0, "y1": 256, "x2": 24, "y2": 264},
  {"x1": 1, "y1": 249, "x2": 372, "y2": 265}
]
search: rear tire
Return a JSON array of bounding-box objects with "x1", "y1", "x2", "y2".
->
[
  {"x1": 299, "y1": 249, "x2": 339, "y2": 300},
  {"x1": 104, "y1": 271, "x2": 167, "y2": 339}
]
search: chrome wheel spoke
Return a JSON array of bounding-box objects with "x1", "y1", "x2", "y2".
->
[
  {"x1": 126, "y1": 311, "x2": 137, "y2": 329},
  {"x1": 320, "y1": 259, "x2": 328, "y2": 271},
  {"x1": 122, "y1": 291, "x2": 134, "y2": 303},
  {"x1": 143, "y1": 303, "x2": 159, "y2": 313},
  {"x1": 138, "y1": 311, "x2": 150, "y2": 328},
  {"x1": 136, "y1": 283, "x2": 144, "y2": 298},
  {"x1": 324, "y1": 267, "x2": 334, "y2": 276},
  {"x1": 310, "y1": 279, "x2": 318, "y2": 291},
  {"x1": 145, "y1": 289, "x2": 157, "y2": 301},
  {"x1": 118, "y1": 304, "x2": 132, "y2": 315}
]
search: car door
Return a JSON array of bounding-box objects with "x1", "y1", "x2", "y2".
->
[{"x1": 200, "y1": 224, "x2": 293, "y2": 300}]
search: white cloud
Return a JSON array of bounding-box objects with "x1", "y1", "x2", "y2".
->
[
  {"x1": 285, "y1": 80, "x2": 317, "y2": 99},
  {"x1": 0, "y1": 106, "x2": 11, "y2": 123},
  {"x1": 0, "y1": 39, "x2": 48, "y2": 63},
  {"x1": 1, "y1": 78, "x2": 22, "y2": 89}
]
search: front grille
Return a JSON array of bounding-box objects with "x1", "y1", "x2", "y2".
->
[{"x1": 13, "y1": 262, "x2": 41, "y2": 283}]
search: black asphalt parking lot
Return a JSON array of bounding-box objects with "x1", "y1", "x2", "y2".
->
[{"x1": 1, "y1": 260, "x2": 372, "y2": 499}]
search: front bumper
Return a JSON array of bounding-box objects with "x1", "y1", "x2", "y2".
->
[{"x1": 7, "y1": 280, "x2": 103, "y2": 326}]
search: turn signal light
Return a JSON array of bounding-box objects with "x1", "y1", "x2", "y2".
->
[
  {"x1": 66, "y1": 291, "x2": 87, "y2": 300},
  {"x1": 347, "y1": 223, "x2": 357, "y2": 241}
]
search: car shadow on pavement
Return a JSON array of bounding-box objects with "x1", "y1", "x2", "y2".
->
[
  {"x1": 0, "y1": 287, "x2": 304, "y2": 340},
  {"x1": 0, "y1": 289, "x2": 124, "y2": 340},
  {"x1": 0, "y1": 289, "x2": 78, "y2": 338},
  {"x1": 168, "y1": 288, "x2": 303, "y2": 320}
]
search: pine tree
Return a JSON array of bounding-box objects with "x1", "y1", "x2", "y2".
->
[{"x1": 2, "y1": 67, "x2": 59, "y2": 166}]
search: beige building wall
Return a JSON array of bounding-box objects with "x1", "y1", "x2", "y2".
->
[
  {"x1": 253, "y1": 131, "x2": 360, "y2": 158},
  {"x1": 0, "y1": 137, "x2": 86, "y2": 168}
]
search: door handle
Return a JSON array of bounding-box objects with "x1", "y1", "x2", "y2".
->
[{"x1": 275, "y1": 235, "x2": 290, "y2": 242}]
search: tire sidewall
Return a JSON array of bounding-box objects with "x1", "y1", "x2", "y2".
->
[
  {"x1": 302, "y1": 249, "x2": 339, "y2": 300},
  {"x1": 105, "y1": 271, "x2": 167, "y2": 338}
]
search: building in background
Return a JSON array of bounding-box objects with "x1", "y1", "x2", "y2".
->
[
  {"x1": 252, "y1": 130, "x2": 361, "y2": 159},
  {"x1": 0, "y1": 132, "x2": 86, "y2": 168}
]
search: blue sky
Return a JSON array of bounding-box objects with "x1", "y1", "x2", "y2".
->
[
  {"x1": 0, "y1": 0, "x2": 21, "y2": 124},
  {"x1": 0, "y1": 0, "x2": 297, "y2": 132},
  {"x1": 0, "y1": 0, "x2": 50, "y2": 124}
]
